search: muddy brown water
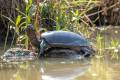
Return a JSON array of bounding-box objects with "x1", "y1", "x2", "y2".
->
[{"x1": 0, "y1": 27, "x2": 120, "y2": 80}]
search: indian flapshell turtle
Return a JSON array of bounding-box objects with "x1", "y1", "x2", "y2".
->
[{"x1": 26, "y1": 24, "x2": 95, "y2": 58}]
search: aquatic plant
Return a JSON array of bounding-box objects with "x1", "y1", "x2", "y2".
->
[
  {"x1": 109, "y1": 38, "x2": 119, "y2": 59},
  {"x1": 15, "y1": 0, "x2": 34, "y2": 49},
  {"x1": 95, "y1": 33, "x2": 105, "y2": 55},
  {"x1": 1, "y1": 0, "x2": 120, "y2": 59}
]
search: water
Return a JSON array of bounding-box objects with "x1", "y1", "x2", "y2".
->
[
  {"x1": 0, "y1": 48, "x2": 120, "y2": 80},
  {"x1": 0, "y1": 27, "x2": 120, "y2": 80}
]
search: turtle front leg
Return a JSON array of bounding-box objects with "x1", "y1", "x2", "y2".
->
[{"x1": 38, "y1": 40, "x2": 48, "y2": 58}]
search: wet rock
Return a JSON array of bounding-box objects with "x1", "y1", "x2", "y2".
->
[{"x1": 1, "y1": 48, "x2": 37, "y2": 62}]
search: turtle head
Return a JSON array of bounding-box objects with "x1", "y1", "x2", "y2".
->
[
  {"x1": 27, "y1": 24, "x2": 46, "y2": 33},
  {"x1": 26, "y1": 24, "x2": 40, "y2": 49}
]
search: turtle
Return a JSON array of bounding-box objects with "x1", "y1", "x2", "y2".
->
[{"x1": 26, "y1": 24, "x2": 95, "y2": 58}]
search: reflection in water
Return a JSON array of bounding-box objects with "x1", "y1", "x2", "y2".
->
[
  {"x1": 39, "y1": 58, "x2": 90, "y2": 80},
  {"x1": 0, "y1": 58, "x2": 90, "y2": 80},
  {"x1": 0, "y1": 61, "x2": 42, "y2": 80},
  {"x1": 86, "y1": 59, "x2": 112, "y2": 80},
  {"x1": 0, "y1": 54, "x2": 120, "y2": 80},
  {"x1": 75, "y1": 58, "x2": 120, "y2": 80}
]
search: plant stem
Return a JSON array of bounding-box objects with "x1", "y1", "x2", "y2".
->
[{"x1": 34, "y1": 0, "x2": 40, "y2": 36}]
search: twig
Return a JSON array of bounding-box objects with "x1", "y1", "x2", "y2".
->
[{"x1": 86, "y1": 1, "x2": 120, "y2": 17}]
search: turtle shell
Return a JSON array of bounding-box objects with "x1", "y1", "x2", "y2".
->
[{"x1": 41, "y1": 31, "x2": 90, "y2": 47}]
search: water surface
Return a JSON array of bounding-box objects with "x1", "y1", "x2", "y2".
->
[{"x1": 0, "y1": 27, "x2": 120, "y2": 80}]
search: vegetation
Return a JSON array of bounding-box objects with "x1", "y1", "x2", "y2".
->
[
  {"x1": 0, "y1": 0, "x2": 120, "y2": 59},
  {"x1": 0, "y1": 0, "x2": 120, "y2": 80}
]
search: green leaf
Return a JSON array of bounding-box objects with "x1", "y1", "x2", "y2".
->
[
  {"x1": 16, "y1": 15, "x2": 22, "y2": 27},
  {"x1": 75, "y1": 10, "x2": 79, "y2": 16},
  {"x1": 29, "y1": 0, "x2": 33, "y2": 6},
  {"x1": 26, "y1": 0, "x2": 33, "y2": 14},
  {"x1": 65, "y1": 0, "x2": 68, "y2": 3},
  {"x1": 26, "y1": 6, "x2": 30, "y2": 14},
  {"x1": 26, "y1": 16, "x2": 31, "y2": 24},
  {"x1": 56, "y1": 25, "x2": 61, "y2": 30}
]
